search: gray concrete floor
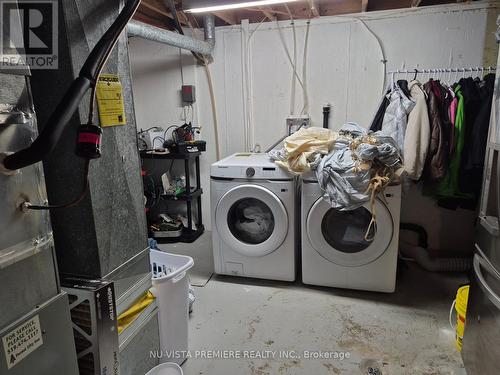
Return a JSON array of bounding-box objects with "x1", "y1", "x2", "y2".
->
[{"x1": 182, "y1": 263, "x2": 468, "y2": 375}]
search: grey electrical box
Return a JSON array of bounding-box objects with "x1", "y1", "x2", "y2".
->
[{"x1": 182, "y1": 85, "x2": 196, "y2": 103}]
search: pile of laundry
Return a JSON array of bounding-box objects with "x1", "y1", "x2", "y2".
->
[{"x1": 269, "y1": 124, "x2": 403, "y2": 239}]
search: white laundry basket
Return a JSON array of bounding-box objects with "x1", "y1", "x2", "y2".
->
[
  {"x1": 145, "y1": 362, "x2": 183, "y2": 375},
  {"x1": 150, "y1": 249, "x2": 194, "y2": 365}
]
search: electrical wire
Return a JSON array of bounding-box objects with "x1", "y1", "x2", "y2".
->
[
  {"x1": 163, "y1": 125, "x2": 180, "y2": 141},
  {"x1": 241, "y1": 22, "x2": 250, "y2": 151},
  {"x1": 301, "y1": 18, "x2": 311, "y2": 116},
  {"x1": 275, "y1": 19, "x2": 306, "y2": 101},
  {"x1": 24, "y1": 160, "x2": 91, "y2": 210},
  {"x1": 284, "y1": 4, "x2": 297, "y2": 116},
  {"x1": 244, "y1": 16, "x2": 268, "y2": 152},
  {"x1": 152, "y1": 136, "x2": 165, "y2": 149},
  {"x1": 204, "y1": 64, "x2": 221, "y2": 160},
  {"x1": 179, "y1": 15, "x2": 221, "y2": 160},
  {"x1": 138, "y1": 126, "x2": 163, "y2": 134},
  {"x1": 87, "y1": 0, "x2": 141, "y2": 124},
  {"x1": 335, "y1": 15, "x2": 387, "y2": 95}
]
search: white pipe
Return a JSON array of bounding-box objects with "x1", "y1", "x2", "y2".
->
[{"x1": 127, "y1": 19, "x2": 214, "y2": 55}]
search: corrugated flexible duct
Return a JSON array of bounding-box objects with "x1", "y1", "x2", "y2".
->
[{"x1": 127, "y1": 16, "x2": 214, "y2": 55}]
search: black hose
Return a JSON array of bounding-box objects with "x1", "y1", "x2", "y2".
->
[
  {"x1": 3, "y1": 0, "x2": 141, "y2": 171},
  {"x1": 400, "y1": 222, "x2": 429, "y2": 249},
  {"x1": 80, "y1": 0, "x2": 141, "y2": 85}
]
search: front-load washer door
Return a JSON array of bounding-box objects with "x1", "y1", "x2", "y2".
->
[
  {"x1": 215, "y1": 184, "x2": 288, "y2": 257},
  {"x1": 307, "y1": 197, "x2": 393, "y2": 267}
]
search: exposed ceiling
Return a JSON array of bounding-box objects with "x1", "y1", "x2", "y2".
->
[{"x1": 133, "y1": 0, "x2": 470, "y2": 29}]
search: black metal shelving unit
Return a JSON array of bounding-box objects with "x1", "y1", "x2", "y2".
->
[{"x1": 141, "y1": 151, "x2": 204, "y2": 243}]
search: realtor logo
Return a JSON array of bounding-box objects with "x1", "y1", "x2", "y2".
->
[{"x1": 0, "y1": 0, "x2": 58, "y2": 69}]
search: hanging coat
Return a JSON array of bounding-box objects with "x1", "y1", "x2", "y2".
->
[
  {"x1": 449, "y1": 94, "x2": 458, "y2": 155},
  {"x1": 369, "y1": 90, "x2": 390, "y2": 132},
  {"x1": 438, "y1": 82, "x2": 454, "y2": 157},
  {"x1": 404, "y1": 80, "x2": 430, "y2": 180},
  {"x1": 457, "y1": 77, "x2": 481, "y2": 193},
  {"x1": 423, "y1": 80, "x2": 448, "y2": 181},
  {"x1": 433, "y1": 84, "x2": 473, "y2": 202},
  {"x1": 381, "y1": 84, "x2": 415, "y2": 153},
  {"x1": 460, "y1": 74, "x2": 496, "y2": 198}
]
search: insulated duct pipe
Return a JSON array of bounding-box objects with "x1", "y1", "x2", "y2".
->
[{"x1": 127, "y1": 15, "x2": 215, "y2": 56}]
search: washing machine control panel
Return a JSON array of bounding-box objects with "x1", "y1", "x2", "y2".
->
[{"x1": 210, "y1": 154, "x2": 292, "y2": 179}]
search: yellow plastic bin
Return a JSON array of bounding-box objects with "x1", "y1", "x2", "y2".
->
[{"x1": 451, "y1": 285, "x2": 469, "y2": 351}]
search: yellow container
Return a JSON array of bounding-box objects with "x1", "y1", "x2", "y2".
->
[{"x1": 455, "y1": 285, "x2": 469, "y2": 351}]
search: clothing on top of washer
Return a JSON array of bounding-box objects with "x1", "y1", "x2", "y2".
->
[
  {"x1": 316, "y1": 122, "x2": 402, "y2": 212},
  {"x1": 228, "y1": 198, "x2": 275, "y2": 244},
  {"x1": 268, "y1": 127, "x2": 338, "y2": 174}
]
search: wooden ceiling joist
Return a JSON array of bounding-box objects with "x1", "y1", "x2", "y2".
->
[
  {"x1": 134, "y1": 0, "x2": 472, "y2": 28},
  {"x1": 362, "y1": 0, "x2": 369, "y2": 12},
  {"x1": 259, "y1": 6, "x2": 276, "y2": 21},
  {"x1": 213, "y1": 11, "x2": 239, "y2": 25},
  {"x1": 307, "y1": 0, "x2": 321, "y2": 17}
]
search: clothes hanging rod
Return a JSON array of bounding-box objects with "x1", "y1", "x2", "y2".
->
[{"x1": 386, "y1": 66, "x2": 497, "y2": 74}]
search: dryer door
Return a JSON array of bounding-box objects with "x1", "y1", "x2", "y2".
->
[
  {"x1": 215, "y1": 184, "x2": 288, "y2": 257},
  {"x1": 307, "y1": 197, "x2": 393, "y2": 267}
]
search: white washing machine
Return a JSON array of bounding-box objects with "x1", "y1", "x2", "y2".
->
[
  {"x1": 211, "y1": 153, "x2": 297, "y2": 281},
  {"x1": 301, "y1": 173, "x2": 401, "y2": 293}
]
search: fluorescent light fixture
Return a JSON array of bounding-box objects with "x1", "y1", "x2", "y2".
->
[{"x1": 183, "y1": 0, "x2": 298, "y2": 13}]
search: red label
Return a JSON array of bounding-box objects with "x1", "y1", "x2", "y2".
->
[{"x1": 78, "y1": 132, "x2": 100, "y2": 145}]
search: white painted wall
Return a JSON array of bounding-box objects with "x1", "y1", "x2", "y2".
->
[{"x1": 129, "y1": 2, "x2": 499, "y2": 252}]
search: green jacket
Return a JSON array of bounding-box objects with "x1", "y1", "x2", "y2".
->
[{"x1": 433, "y1": 84, "x2": 473, "y2": 200}]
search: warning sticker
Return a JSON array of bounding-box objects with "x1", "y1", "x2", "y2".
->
[
  {"x1": 96, "y1": 74, "x2": 127, "y2": 127},
  {"x1": 2, "y1": 315, "x2": 43, "y2": 369}
]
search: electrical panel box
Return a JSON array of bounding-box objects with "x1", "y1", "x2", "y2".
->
[
  {"x1": 62, "y1": 279, "x2": 120, "y2": 375},
  {"x1": 286, "y1": 116, "x2": 311, "y2": 135},
  {"x1": 181, "y1": 85, "x2": 196, "y2": 103}
]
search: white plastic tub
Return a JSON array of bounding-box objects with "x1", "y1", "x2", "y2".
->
[
  {"x1": 150, "y1": 250, "x2": 194, "y2": 365},
  {"x1": 145, "y1": 362, "x2": 183, "y2": 375}
]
